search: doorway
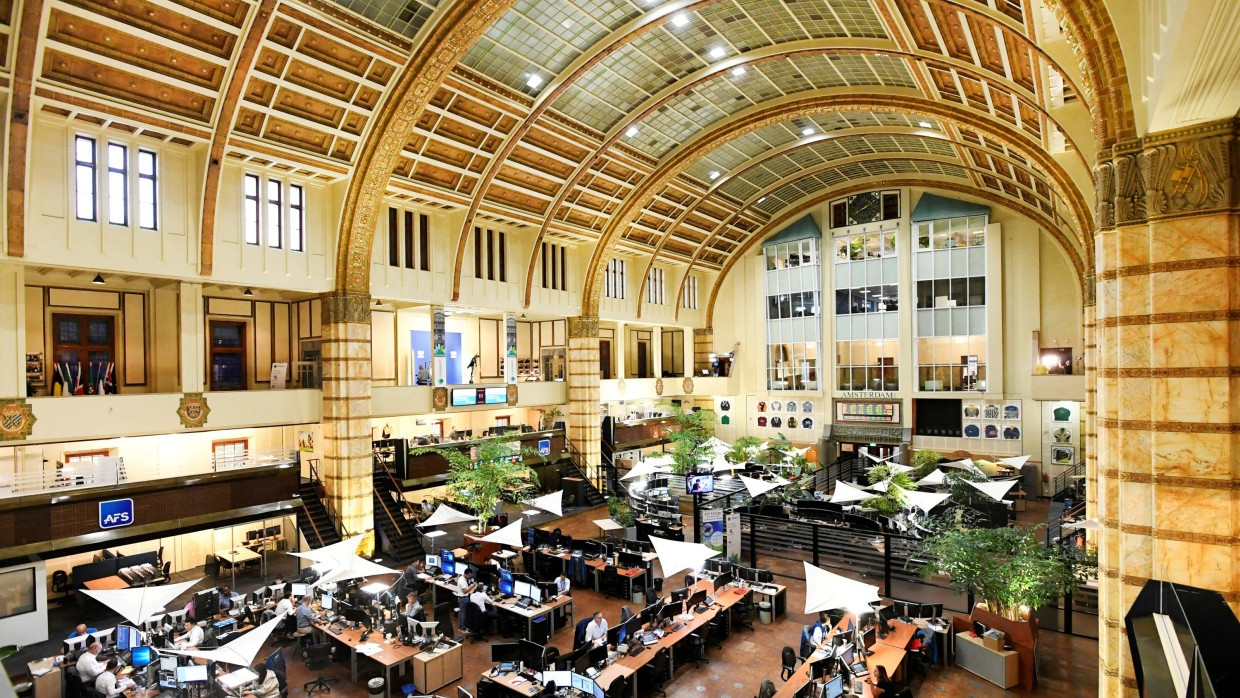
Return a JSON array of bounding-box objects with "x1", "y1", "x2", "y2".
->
[
  {"x1": 599, "y1": 339, "x2": 612, "y2": 379},
  {"x1": 208, "y1": 320, "x2": 247, "y2": 390}
]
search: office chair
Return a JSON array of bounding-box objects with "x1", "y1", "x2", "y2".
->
[
  {"x1": 685, "y1": 631, "x2": 709, "y2": 668},
  {"x1": 756, "y1": 679, "x2": 776, "y2": 698},
  {"x1": 433, "y1": 601, "x2": 456, "y2": 639},
  {"x1": 301, "y1": 643, "x2": 337, "y2": 695},
  {"x1": 476, "y1": 679, "x2": 502, "y2": 698},
  {"x1": 52, "y1": 571, "x2": 72, "y2": 599},
  {"x1": 460, "y1": 602, "x2": 489, "y2": 643},
  {"x1": 572, "y1": 617, "x2": 592, "y2": 651},
  {"x1": 543, "y1": 647, "x2": 560, "y2": 671},
  {"x1": 636, "y1": 647, "x2": 669, "y2": 697},
  {"x1": 644, "y1": 586, "x2": 658, "y2": 605},
  {"x1": 204, "y1": 555, "x2": 220, "y2": 579},
  {"x1": 780, "y1": 647, "x2": 802, "y2": 681},
  {"x1": 619, "y1": 606, "x2": 635, "y2": 624},
  {"x1": 732, "y1": 594, "x2": 756, "y2": 632},
  {"x1": 601, "y1": 567, "x2": 623, "y2": 599},
  {"x1": 683, "y1": 574, "x2": 694, "y2": 588},
  {"x1": 603, "y1": 674, "x2": 629, "y2": 698},
  {"x1": 653, "y1": 578, "x2": 663, "y2": 594}
]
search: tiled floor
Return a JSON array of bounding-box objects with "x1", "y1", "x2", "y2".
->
[{"x1": 5, "y1": 504, "x2": 1099, "y2": 697}]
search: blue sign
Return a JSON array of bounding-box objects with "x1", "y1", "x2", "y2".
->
[
  {"x1": 538, "y1": 439, "x2": 551, "y2": 457},
  {"x1": 99, "y1": 498, "x2": 134, "y2": 529}
]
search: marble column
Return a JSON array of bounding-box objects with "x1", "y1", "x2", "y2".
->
[
  {"x1": 0, "y1": 263, "x2": 25, "y2": 398},
  {"x1": 693, "y1": 328, "x2": 713, "y2": 377},
  {"x1": 1093, "y1": 118, "x2": 1239, "y2": 697},
  {"x1": 567, "y1": 316, "x2": 601, "y2": 482},
  {"x1": 320, "y1": 291, "x2": 375, "y2": 553}
]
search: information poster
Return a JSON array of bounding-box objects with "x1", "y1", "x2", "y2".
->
[
  {"x1": 506, "y1": 315, "x2": 518, "y2": 385},
  {"x1": 701, "y1": 509, "x2": 725, "y2": 553},
  {"x1": 725, "y1": 511, "x2": 741, "y2": 561},
  {"x1": 432, "y1": 309, "x2": 447, "y2": 386}
]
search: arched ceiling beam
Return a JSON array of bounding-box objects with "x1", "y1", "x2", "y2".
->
[
  {"x1": 631, "y1": 128, "x2": 961, "y2": 316},
  {"x1": 333, "y1": 0, "x2": 518, "y2": 294},
  {"x1": 578, "y1": 91, "x2": 1094, "y2": 318},
  {"x1": 500, "y1": 39, "x2": 1086, "y2": 308},
  {"x1": 701, "y1": 177, "x2": 1087, "y2": 328},
  {"x1": 198, "y1": 0, "x2": 278, "y2": 277},
  {"x1": 6, "y1": 0, "x2": 46, "y2": 257}
]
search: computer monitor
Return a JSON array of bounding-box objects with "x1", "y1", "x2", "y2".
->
[
  {"x1": 491, "y1": 643, "x2": 521, "y2": 664},
  {"x1": 130, "y1": 646, "x2": 153, "y2": 668},
  {"x1": 247, "y1": 530, "x2": 260, "y2": 541},
  {"x1": 572, "y1": 674, "x2": 595, "y2": 693},
  {"x1": 756, "y1": 569, "x2": 774, "y2": 584},
  {"x1": 622, "y1": 614, "x2": 643, "y2": 639},
  {"x1": 499, "y1": 576, "x2": 514, "y2": 596},
  {"x1": 457, "y1": 688, "x2": 473, "y2": 698},
  {"x1": 685, "y1": 473, "x2": 714, "y2": 494},
  {"x1": 440, "y1": 560, "x2": 456, "y2": 575},
  {"x1": 528, "y1": 585, "x2": 543, "y2": 604},
  {"x1": 686, "y1": 589, "x2": 708, "y2": 608},
  {"x1": 823, "y1": 674, "x2": 844, "y2": 698},
  {"x1": 809, "y1": 657, "x2": 835, "y2": 680},
  {"x1": 839, "y1": 646, "x2": 854, "y2": 667},
  {"x1": 712, "y1": 572, "x2": 734, "y2": 591},
  {"x1": 321, "y1": 594, "x2": 334, "y2": 611},
  {"x1": 440, "y1": 550, "x2": 455, "y2": 565},
  {"x1": 670, "y1": 588, "x2": 689, "y2": 603},
  {"x1": 972, "y1": 621, "x2": 987, "y2": 636},
  {"x1": 514, "y1": 580, "x2": 533, "y2": 600},
  {"x1": 921, "y1": 603, "x2": 942, "y2": 619},
  {"x1": 500, "y1": 569, "x2": 513, "y2": 584},
  {"x1": 607, "y1": 624, "x2": 624, "y2": 648},
  {"x1": 343, "y1": 607, "x2": 370, "y2": 626},
  {"x1": 518, "y1": 639, "x2": 545, "y2": 671},
  {"x1": 639, "y1": 603, "x2": 661, "y2": 625},
  {"x1": 290, "y1": 583, "x2": 308, "y2": 597},
  {"x1": 860, "y1": 627, "x2": 877, "y2": 649},
  {"x1": 176, "y1": 665, "x2": 208, "y2": 684},
  {"x1": 618, "y1": 551, "x2": 642, "y2": 569},
  {"x1": 659, "y1": 602, "x2": 682, "y2": 620},
  {"x1": 904, "y1": 602, "x2": 922, "y2": 619},
  {"x1": 425, "y1": 554, "x2": 439, "y2": 569}
]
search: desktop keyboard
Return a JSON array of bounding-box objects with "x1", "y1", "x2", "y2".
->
[
  {"x1": 630, "y1": 645, "x2": 646, "y2": 656},
  {"x1": 668, "y1": 622, "x2": 683, "y2": 632}
]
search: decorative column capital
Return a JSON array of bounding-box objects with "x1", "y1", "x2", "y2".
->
[
  {"x1": 321, "y1": 291, "x2": 371, "y2": 324},
  {"x1": 693, "y1": 327, "x2": 713, "y2": 337},
  {"x1": 567, "y1": 315, "x2": 600, "y2": 339}
]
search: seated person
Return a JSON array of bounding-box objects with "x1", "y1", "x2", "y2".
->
[
  {"x1": 262, "y1": 593, "x2": 294, "y2": 624},
  {"x1": 555, "y1": 572, "x2": 571, "y2": 596},
  {"x1": 404, "y1": 592, "x2": 425, "y2": 622},
  {"x1": 294, "y1": 596, "x2": 316, "y2": 637},
  {"x1": 220, "y1": 585, "x2": 235, "y2": 612},
  {"x1": 173, "y1": 619, "x2": 204, "y2": 649},
  {"x1": 75, "y1": 642, "x2": 107, "y2": 680},
  {"x1": 67, "y1": 624, "x2": 98, "y2": 641},
  {"x1": 584, "y1": 612, "x2": 608, "y2": 647},
  {"x1": 94, "y1": 659, "x2": 131, "y2": 697},
  {"x1": 241, "y1": 664, "x2": 280, "y2": 698}
]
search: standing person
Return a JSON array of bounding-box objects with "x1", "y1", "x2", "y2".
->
[
  {"x1": 416, "y1": 364, "x2": 431, "y2": 385},
  {"x1": 293, "y1": 596, "x2": 315, "y2": 637},
  {"x1": 454, "y1": 568, "x2": 477, "y2": 629},
  {"x1": 584, "y1": 612, "x2": 608, "y2": 647}
]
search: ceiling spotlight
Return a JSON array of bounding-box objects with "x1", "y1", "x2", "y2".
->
[
  {"x1": 561, "y1": 19, "x2": 573, "y2": 28},
  {"x1": 709, "y1": 170, "x2": 720, "y2": 180},
  {"x1": 526, "y1": 73, "x2": 543, "y2": 88},
  {"x1": 671, "y1": 13, "x2": 688, "y2": 27},
  {"x1": 731, "y1": 66, "x2": 747, "y2": 77},
  {"x1": 918, "y1": 121, "x2": 932, "y2": 128},
  {"x1": 802, "y1": 127, "x2": 815, "y2": 136},
  {"x1": 709, "y1": 46, "x2": 725, "y2": 59},
  {"x1": 758, "y1": 196, "x2": 766, "y2": 203},
  {"x1": 243, "y1": 288, "x2": 253, "y2": 296},
  {"x1": 92, "y1": 273, "x2": 105, "y2": 285},
  {"x1": 625, "y1": 125, "x2": 640, "y2": 137}
]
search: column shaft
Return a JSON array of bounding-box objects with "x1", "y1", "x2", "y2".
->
[
  {"x1": 321, "y1": 291, "x2": 375, "y2": 552},
  {"x1": 567, "y1": 316, "x2": 601, "y2": 482}
]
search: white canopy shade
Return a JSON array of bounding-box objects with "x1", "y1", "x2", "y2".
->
[
  {"x1": 738, "y1": 474, "x2": 783, "y2": 498},
  {"x1": 787, "y1": 447, "x2": 810, "y2": 458},
  {"x1": 711, "y1": 456, "x2": 746, "y2": 473},
  {"x1": 164, "y1": 612, "x2": 287, "y2": 668},
  {"x1": 966, "y1": 478, "x2": 1019, "y2": 501},
  {"x1": 621, "y1": 459, "x2": 673, "y2": 480},
  {"x1": 862, "y1": 449, "x2": 902, "y2": 464},
  {"x1": 866, "y1": 479, "x2": 891, "y2": 492},
  {"x1": 80, "y1": 578, "x2": 202, "y2": 626},
  {"x1": 999, "y1": 455, "x2": 1031, "y2": 469},
  {"x1": 829, "y1": 481, "x2": 876, "y2": 504},
  {"x1": 288, "y1": 534, "x2": 365, "y2": 568},
  {"x1": 700, "y1": 437, "x2": 732, "y2": 458},
  {"x1": 771, "y1": 474, "x2": 792, "y2": 487},
  {"x1": 1063, "y1": 518, "x2": 1102, "y2": 531},
  {"x1": 416, "y1": 504, "x2": 480, "y2": 528},
  {"x1": 944, "y1": 459, "x2": 987, "y2": 477},
  {"x1": 649, "y1": 536, "x2": 720, "y2": 579},
  {"x1": 802, "y1": 562, "x2": 880, "y2": 615},
  {"x1": 893, "y1": 486, "x2": 952, "y2": 512},
  {"x1": 528, "y1": 491, "x2": 563, "y2": 517},
  {"x1": 314, "y1": 555, "x2": 401, "y2": 587},
  {"x1": 915, "y1": 469, "x2": 946, "y2": 487},
  {"x1": 886, "y1": 463, "x2": 914, "y2": 474},
  {"x1": 480, "y1": 518, "x2": 524, "y2": 547}
]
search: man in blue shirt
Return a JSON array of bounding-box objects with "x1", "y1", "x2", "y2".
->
[
  {"x1": 67, "y1": 624, "x2": 97, "y2": 640},
  {"x1": 219, "y1": 585, "x2": 234, "y2": 611},
  {"x1": 294, "y1": 596, "x2": 315, "y2": 637}
]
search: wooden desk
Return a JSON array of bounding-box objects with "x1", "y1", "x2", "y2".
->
[
  {"x1": 772, "y1": 614, "x2": 905, "y2": 698},
  {"x1": 482, "y1": 669, "x2": 544, "y2": 697},
  {"x1": 27, "y1": 658, "x2": 61, "y2": 698},
  {"x1": 430, "y1": 579, "x2": 574, "y2": 640},
  {"x1": 749, "y1": 583, "x2": 788, "y2": 618},
  {"x1": 878, "y1": 620, "x2": 918, "y2": 650},
  {"x1": 312, "y1": 617, "x2": 440, "y2": 697},
  {"x1": 411, "y1": 641, "x2": 464, "y2": 693},
  {"x1": 84, "y1": 576, "x2": 129, "y2": 590}
]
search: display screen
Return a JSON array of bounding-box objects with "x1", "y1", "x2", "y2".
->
[
  {"x1": 130, "y1": 646, "x2": 153, "y2": 668},
  {"x1": 685, "y1": 474, "x2": 715, "y2": 494},
  {"x1": 835, "y1": 400, "x2": 901, "y2": 424},
  {"x1": 450, "y1": 389, "x2": 477, "y2": 406},
  {"x1": 0, "y1": 568, "x2": 36, "y2": 620},
  {"x1": 450, "y1": 386, "x2": 509, "y2": 407},
  {"x1": 290, "y1": 583, "x2": 308, "y2": 597},
  {"x1": 426, "y1": 554, "x2": 439, "y2": 568},
  {"x1": 484, "y1": 387, "x2": 508, "y2": 404},
  {"x1": 514, "y1": 580, "x2": 533, "y2": 599},
  {"x1": 176, "y1": 665, "x2": 208, "y2": 683}
]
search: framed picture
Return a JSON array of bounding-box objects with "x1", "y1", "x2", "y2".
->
[
  {"x1": 1053, "y1": 427, "x2": 1073, "y2": 443},
  {"x1": 0, "y1": 567, "x2": 36, "y2": 619},
  {"x1": 1051, "y1": 446, "x2": 1075, "y2": 464}
]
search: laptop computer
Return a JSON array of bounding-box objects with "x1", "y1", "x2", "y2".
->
[{"x1": 641, "y1": 633, "x2": 659, "y2": 646}]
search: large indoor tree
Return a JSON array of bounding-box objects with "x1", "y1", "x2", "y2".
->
[
  {"x1": 411, "y1": 434, "x2": 542, "y2": 532},
  {"x1": 660, "y1": 402, "x2": 717, "y2": 475}
]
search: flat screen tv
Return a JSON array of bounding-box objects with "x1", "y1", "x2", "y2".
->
[
  {"x1": 0, "y1": 568, "x2": 36, "y2": 619},
  {"x1": 685, "y1": 473, "x2": 715, "y2": 494}
]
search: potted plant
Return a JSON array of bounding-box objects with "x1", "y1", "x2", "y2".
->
[
  {"x1": 911, "y1": 449, "x2": 944, "y2": 478},
  {"x1": 917, "y1": 525, "x2": 1097, "y2": 621},
  {"x1": 608, "y1": 495, "x2": 637, "y2": 539},
  {"x1": 726, "y1": 435, "x2": 763, "y2": 464},
  {"x1": 538, "y1": 406, "x2": 563, "y2": 430},
  {"x1": 410, "y1": 433, "x2": 542, "y2": 533},
  {"x1": 659, "y1": 402, "x2": 717, "y2": 475},
  {"x1": 866, "y1": 463, "x2": 916, "y2": 516}
]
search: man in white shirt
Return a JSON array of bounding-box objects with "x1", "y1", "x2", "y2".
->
[
  {"x1": 555, "y1": 573, "x2": 571, "y2": 596},
  {"x1": 454, "y1": 568, "x2": 477, "y2": 628},
  {"x1": 75, "y1": 643, "x2": 107, "y2": 680},
  {"x1": 173, "y1": 619, "x2": 204, "y2": 649},
  {"x1": 262, "y1": 594, "x2": 294, "y2": 623},
  {"x1": 584, "y1": 612, "x2": 608, "y2": 646},
  {"x1": 94, "y1": 659, "x2": 130, "y2": 697}
]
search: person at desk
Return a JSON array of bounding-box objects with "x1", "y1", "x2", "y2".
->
[
  {"x1": 454, "y1": 568, "x2": 478, "y2": 628},
  {"x1": 404, "y1": 592, "x2": 425, "y2": 622},
  {"x1": 220, "y1": 585, "x2": 235, "y2": 611},
  {"x1": 866, "y1": 666, "x2": 911, "y2": 697},
  {"x1": 470, "y1": 586, "x2": 500, "y2": 630},
  {"x1": 76, "y1": 642, "x2": 107, "y2": 680},
  {"x1": 238, "y1": 664, "x2": 280, "y2": 698},
  {"x1": 94, "y1": 658, "x2": 131, "y2": 697},
  {"x1": 68, "y1": 624, "x2": 98, "y2": 641},
  {"x1": 294, "y1": 596, "x2": 315, "y2": 637},
  {"x1": 805, "y1": 612, "x2": 830, "y2": 654},
  {"x1": 555, "y1": 572, "x2": 571, "y2": 596},
  {"x1": 262, "y1": 593, "x2": 293, "y2": 624},
  {"x1": 173, "y1": 619, "x2": 204, "y2": 649},
  {"x1": 584, "y1": 612, "x2": 608, "y2": 647}
]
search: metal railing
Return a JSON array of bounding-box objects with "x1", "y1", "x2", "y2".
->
[
  {"x1": 1046, "y1": 499, "x2": 1088, "y2": 547},
  {"x1": 210, "y1": 446, "x2": 299, "y2": 471},
  {"x1": 307, "y1": 457, "x2": 349, "y2": 538},
  {"x1": 0, "y1": 458, "x2": 125, "y2": 497},
  {"x1": 1050, "y1": 460, "x2": 1086, "y2": 499}
]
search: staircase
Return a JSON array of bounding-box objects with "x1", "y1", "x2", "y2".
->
[
  {"x1": 564, "y1": 454, "x2": 607, "y2": 508},
  {"x1": 1046, "y1": 499, "x2": 1087, "y2": 547},
  {"x1": 372, "y1": 461, "x2": 423, "y2": 564},
  {"x1": 1049, "y1": 461, "x2": 1086, "y2": 501},
  {"x1": 297, "y1": 476, "x2": 343, "y2": 549}
]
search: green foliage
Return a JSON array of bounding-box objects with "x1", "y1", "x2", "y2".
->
[
  {"x1": 943, "y1": 469, "x2": 989, "y2": 504},
  {"x1": 727, "y1": 436, "x2": 763, "y2": 464},
  {"x1": 410, "y1": 433, "x2": 542, "y2": 531},
  {"x1": 918, "y1": 525, "x2": 1097, "y2": 621},
  {"x1": 607, "y1": 495, "x2": 636, "y2": 527},
  {"x1": 659, "y1": 403, "x2": 717, "y2": 475},
  {"x1": 911, "y1": 449, "x2": 944, "y2": 478},
  {"x1": 866, "y1": 463, "x2": 916, "y2": 516},
  {"x1": 538, "y1": 406, "x2": 563, "y2": 429}
]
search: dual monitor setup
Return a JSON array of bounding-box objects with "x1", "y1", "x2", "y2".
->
[
  {"x1": 489, "y1": 642, "x2": 605, "y2": 698},
  {"x1": 427, "y1": 551, "x2": 544, "y2": 603}
]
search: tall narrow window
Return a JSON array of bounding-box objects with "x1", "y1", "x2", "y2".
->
[
  {"x1": 403, "y1": 210, "x2": 415, "y2": 269},
  {"x1": 266, "y1": 179, "x2": 282, "y2": 248},
  {"x1": 243, "y1": 174, "x2": 260, "y2": 245},
  {"x1": 75, "y1": 136, "x2": 97, "y2": 221},
  {"x1": 605, "y1": 258, "x2": 626, "y2": 299},
  {"x1": 474, "y1": 227, "x2": 483, "y2": 278},
  {"x1": 137, "y1": 149, "x2": 158, "y2": 230},
  {"x1": 682, "y1": 275, "x2": 698, "y2": 309},
  {"x1": 289, "y1": 184, "x2": 304, "y2": 251},
  {"x1": 418, "y1": 214, "x2": 430, "y2": 271},
  {"x1": 106, "y1": 143, "x2": 128, "y2": 226},
  {"x1": 560, "y1": 245, "x2": 567, "y2": 290},
  {"x1": 541, "y1": 243, "x2": 549, "y2": 289},
  {"x1": 549, "y1": 243, "x2": 557, "y2": 289},
  {"x1": 647, "y1": 268, "x2": 665, "y2": 305},
  {"x1": 498, "y1": 232, "x2": 507, "y2": 282},
  {"x1": 387, "y1": 207, "x2": 399, "y2": 266},
  {"x1": 486, "y1": 229, "x2": 495, "y2": 280}
]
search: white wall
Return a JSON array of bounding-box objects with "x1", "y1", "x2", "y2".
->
[{"x1": 0, "y1": 560, "x2": 48, "y2": 647}]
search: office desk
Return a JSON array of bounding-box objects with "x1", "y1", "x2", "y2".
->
[
  {"x1": 430, "y1": 578, "x2": 573, "y2": 640},
  {"x1": 482, "y1": 668, "x2": 546, "y2": 697},
  {"x1": 879, "y1": 620, "x2": 918, "y2": 650},
  {"x1": 594, "y1": 581, "x2": 751, "y2": 698},
  {"x1": 749, "y1": 583, "x2": 788, "y2": 618},
  {"x1": 84, "y1": 576, "x2": 130, "y2": 590},
  {"x1": 410, "y1": 642, "x2": 464, "y2": 693},
  {"x1": 954, "y1": 632, "x2": 1017, "y2": 689},
  {"x1": 312, "y1": 618, "x2": 439, "y2": 697},
  {"x1": 772, "y1": 614, "x2": 905, "y2": 698},
  {"x1": 27, "y1": 657, "x2": 61, "y2": 698}
]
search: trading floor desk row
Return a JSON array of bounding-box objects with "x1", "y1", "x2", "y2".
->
[
  {"x1": 430, "y1": 576, "x2": 575, "y2": 641},
  {"x1": 480, "y1": 579, "x2": 753, "y2": 698},
  {"x1": 310, "y1": 611, "x2": 464, "y2": 697},
  {"x1": 773, "y1": 615, "x2": 921, "y2": 698}
]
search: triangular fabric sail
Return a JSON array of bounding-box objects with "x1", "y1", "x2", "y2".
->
[
  {"x1": 738, "y1": 475, "x2": 783, "y2": 498},
  {"x1": 893, "y1": 487, "x2": 952, "y2": 512},
  {"x1": 649, "y1": 536, "x2": 720, "y2": 579},
  {"x1": 314, "y1": 556, "x2": 401, "y2": 586},
  {"x1": 416, "y1": 504, "x2": 480, "y2": 528},
  {"x1": 965, "y1": 478, "x2": 1018, "y2": 501},
  {"x1": 163, "y1": 612, "x2": 287, "y2": 667},
  {"x1": 711, "y1": 456, "x2": 745, "y2": 472},
  {"x1": 999, "y1": 455, "x2": 1031, "y2": 469},
  {"x1": 481, "y1": 518, "x2": 524, "y2": 547},
  {"x1": 915, "y1": 469, "x2": 946, "y2": 487},
  {"x1": 621, "y1": 459, "x2": 673, "y2": 480},
  {"x1": 529, "y1": 491, "x2": 563, "y2": 517},
  {"x1": 288, "y1": 534, "x2": 365, "y2": 567},
  {"x1": 829, "y1": 481, "x2": 875, "y2": 504},
  {"x1": 80, "y1": 578, "x2": 202, "y2": 626},
  {"x1": 802, "y1": 562, "x2": 880, "y2": 614}
]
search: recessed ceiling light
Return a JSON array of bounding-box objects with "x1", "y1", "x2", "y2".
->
[
  {"x1": 625, "y1": 125, "x2": 640, "y2": 137},
  {"x1": 758, "y1": 197, "x2": 766, "y2": 203},
  {"x1": 919, "y1": 121, "x2": 932, "y2": 128},
  {"x1": 709, "y1": 46, "x2": 725, "y2": 59},
  {"x1": 709, "y1": 170, "x2": 720, "y2": 180},
  {"x1": 731, "y1": 66, "x2": 747, "y2": 77},
  {"x1": 671, "y1": 13, "x2": 689, "y2": 27},
  {"x1": 562, "y1": 19, "x2": 573, "y2": 28},
  {"x1": 526, "y1": 74, "x2": 543, "y2": 88},
  {"x1": 802, "y1": 127, "x2": 815, "y2": 136}
]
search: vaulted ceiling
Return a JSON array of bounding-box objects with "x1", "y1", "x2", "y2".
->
[{"x1": 12, "y1": 0, "x2": 1104, "y2": 299}]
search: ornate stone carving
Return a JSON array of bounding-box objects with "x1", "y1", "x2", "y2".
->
[
  {"x1": 1143, "y1": 126, "x2": 1234, "y2": 218},
  {"x1": 0, "y1": 399, "x2": 36, "y2": 441},
  {"x1": 321, "y1": 291, "x2": 372, "y2": 324},
  {"x1": 177, "y1": 393, "x2": 210, "y2": 429},
  {"x1": 1092, "y1": 161, "x2": 1115, "y2": 229},
  {"x1": 1112, "y1": 140, "x2": 1146, "y2": 225},
  {"x1": 567, "y1": 315, "x2": 600, "y2": 338}
]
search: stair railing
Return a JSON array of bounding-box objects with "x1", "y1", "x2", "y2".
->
[
  {"x1": 1051, "y1": 460, "x2": 1086, "y2": 499},
  {"x1": 307, "y1": 458, "x2": 349, "y2": 538},
  {"x1": 373, "y1": 459, "x2": 410, "y2": 538},
  {"x1": 1047, "y1": 499, "x2": 1089, "y2": 547}
]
